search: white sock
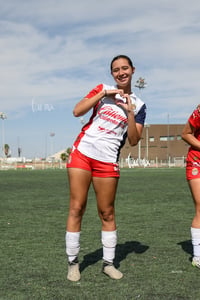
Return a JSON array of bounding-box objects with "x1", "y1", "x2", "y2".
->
[
  {"x1": 191, "y1": 227, "x2": 200, "y2": 257},
  {"x1": 101, "y1": 230, "x2": 117, "y2": 263},
  {"x1": 65, "y1": 231, "x2": 80, "y2": 263}
]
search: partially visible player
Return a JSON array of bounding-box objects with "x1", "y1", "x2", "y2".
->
[
  {"x1": 182, "y1": 104, "x2": 200, "y2": 268},
  {"x1": 65, "y1": 55, "x2": 146, "y2": 281}
]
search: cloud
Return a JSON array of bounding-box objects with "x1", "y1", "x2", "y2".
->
[{"x1": 0, "y1": 0, "x2": 200, "y2": 156}]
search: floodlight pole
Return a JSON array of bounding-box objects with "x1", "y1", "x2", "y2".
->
[
  {"x1": 0, "y1": 112, "x2": 7, "y2": 158},
  {"x1": 135, "y1": 78, "x2": 147, "y2": 163},
  {"x1": 50, "y1": 132, "x2": 55, "y2": 156},
  {"x1": 145, "y1": 123, "x2": 150, "y2": 161},
  {"x1": 167, "y1": 113, "x2": 170, "y2": 166}
]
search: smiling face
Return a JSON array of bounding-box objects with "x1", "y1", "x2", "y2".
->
[{"x1": 111, "y1": 57, "x2": 135, "y2": 92}]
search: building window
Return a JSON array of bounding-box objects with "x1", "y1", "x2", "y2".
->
[
  {"x1": 160, "y1": 135, "x2": 175, "y2": 141},
  {"x1": 149, "y1": 136, "x2": 154, "y2": 142},
  {"x1": 169, "y1": 136, "x2": 175, "y2": 141},
  {"x1": 160, "y1": 136, "x2": 168, "y2": 141}
]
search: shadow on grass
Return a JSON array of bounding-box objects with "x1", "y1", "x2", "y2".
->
[
  {"x1": 177, "y1": 240, "x2": 193, "y2": 261},
  {"x1": 80, "y1": 241, "x2": 149, "y2": 272}
]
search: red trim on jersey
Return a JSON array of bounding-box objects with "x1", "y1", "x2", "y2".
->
[
  {"x1": 186, "y1": 109, "x2": 200, "y2": 180},
  {"x1": 73, "y1": 84, "x2": 104, "y2": 149},
  {"x1": 85, "y1": 83, "x2": 104, "y2": 98},
  {"x1": 188, "y1": 109, "x2": 200, "y2": 144},
  {"x1": 189, "y1": 109, "x2": 200, "y2": 129}
]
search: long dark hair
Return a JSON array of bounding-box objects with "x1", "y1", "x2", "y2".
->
[{"x1": 110, "y1": 55, "x2": 134, "y2": 72}]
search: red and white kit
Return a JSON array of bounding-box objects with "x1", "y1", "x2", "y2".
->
[
  {"x1": 186, "y1": 108, "x2": 200, "y2": 180},
  {"x1": 71, "y1": 83, "x2": 146, "y2": 163}
]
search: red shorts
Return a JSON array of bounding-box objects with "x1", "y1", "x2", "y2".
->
[
  {"x1": 186, "y1": 151, "x2": 200, "y2": 180},
  {"x1": 186, "y1": 161, "x2": 200, "y2": 180},
  {"x1": 67, "y1": 148, "x2": 120, "y2": 178}
]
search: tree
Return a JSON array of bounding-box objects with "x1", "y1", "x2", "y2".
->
[
  {"x1": 66, "y1": 148, "x2": 71, "y2": 155},
  {"x1": 60, "y1": 147, "x2": 71, "y2": 161},
  {"x1": 60, "y1": 152, "x2": 67, "y2": 161},
  {"x1": 4, "y1": 144, "x2": 10, "y2": 157}
]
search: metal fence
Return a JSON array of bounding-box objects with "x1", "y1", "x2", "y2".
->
[
  {"x1": 0, "y1": 156, "x2": 186, "y2": 170},
  {"x1": 119, "y1": 156, "x2": 186, "y2": 168}
]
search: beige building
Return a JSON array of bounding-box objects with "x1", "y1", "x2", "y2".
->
[{"x1": 120, "y1": 124, "x2": 189, "y2": 162}]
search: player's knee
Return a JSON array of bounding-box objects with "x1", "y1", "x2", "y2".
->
[
  {"x1": 196, "y1": 207, "x2": 200, "y2": 214},
  {"x1": 69, "y1": 205, "x2": 86, "y2": 218},
  {"x1": 99, "y1": 207, "x2": 115, "y2": 222}
]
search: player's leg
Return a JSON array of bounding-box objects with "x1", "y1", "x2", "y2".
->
[
  {"x1": 188, "y1": 178, "x2": 200, "y2": 268},
  {"x1": 66, "y1": 167, "x2": 92, "y2": 281},
  {"x1": 67, "y1": 168, "x2": 92, "y2": 232},
  {"x1": 92, "y1": 176, "x2": 123, "y2": 279},
  {"x1": 93, "y1": 176, "x2": 118, "y2": 231}
]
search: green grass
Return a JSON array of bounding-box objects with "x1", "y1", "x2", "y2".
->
[{"x1": 0, "y1": 168, "x2": 199, "y2": 300}]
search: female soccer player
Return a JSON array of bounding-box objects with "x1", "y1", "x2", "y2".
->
[
  {"x1": 182, "y1": 105, "x2": 200, "y2": 268},
  {"x1": 65, "y1": 55, "x2": 146, "y2": 281}
]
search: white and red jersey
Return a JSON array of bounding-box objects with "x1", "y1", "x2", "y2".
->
[
  {"x1": 187, "y1": 108, "x2": 200, "y2": 162},
  {"x1": 73, "y1": 83, "x2": 146, "y2": 163}
]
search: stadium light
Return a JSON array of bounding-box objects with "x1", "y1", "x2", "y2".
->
[
  {"x1": 135, "y1": 78, "x2": 147, "y2": 163},
  {"x1": 135, "y1": 77, "x2": 147, "y2": 92},
  {"x1": 0, "y1": 112, "x2": 7, "y2": 158}
]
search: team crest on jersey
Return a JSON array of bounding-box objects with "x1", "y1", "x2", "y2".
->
[{"x1": 192, "y1": 167, "x2": 198, "y2": 176}]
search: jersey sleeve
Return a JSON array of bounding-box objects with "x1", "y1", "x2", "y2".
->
[
  {"x1": 85, "y1": 84, "x2": 104, "y2": 98},
  {"x1": 188, "y1": 109, "x2": 200, "y2": 129},
  {"x1": 135, "y1": 104, "x2": 146, "y2": 125}
]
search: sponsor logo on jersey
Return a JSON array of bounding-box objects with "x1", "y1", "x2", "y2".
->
[
  {"x1": 193, "y1": 112, "x2": 197, "y2": 119},
  {"x1": 192, "y1": 161, "x2": 200, "y2": 167},
  {"x1": 98, "y1": 126, "x2": 117, "y2": 135},
  {"x1": 98, "y1": 106, "x2": 128, "y2": 128}
]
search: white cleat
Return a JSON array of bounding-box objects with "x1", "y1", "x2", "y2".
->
[
  {"x1": 102, "y1": 261, "x2": 123, "y2": 280},
  {"x1": 67, "y1": 258, "x2": 80, "y2": 282}
]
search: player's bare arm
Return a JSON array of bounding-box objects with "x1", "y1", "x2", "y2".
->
[
  {"x1": 115, "y1": 93, "x2": 143, "y2": 146},
  {"x1": 182, "y1": 122, "x2": 200, "y2": 151},
  {"x1": 127, "y1": 113, "x2": 143, "y2": 146},
  {"x1": 73, "y1": 89, "x2": 124, "y2": 117},
  {"x1": 106, "y1": 89, "x2": 124, "y2": 97},
  {"x1": 73, "y1": 90, "x2": 106, "y2": 117}
]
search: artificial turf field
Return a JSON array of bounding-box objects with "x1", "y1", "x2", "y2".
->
[{"x1": 0, "y1": 168, "x2": 200, "y2": 300}]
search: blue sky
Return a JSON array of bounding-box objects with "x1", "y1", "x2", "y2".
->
[{"x1": 1, "y1": 0, "x2": 200, "y2": 158}]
